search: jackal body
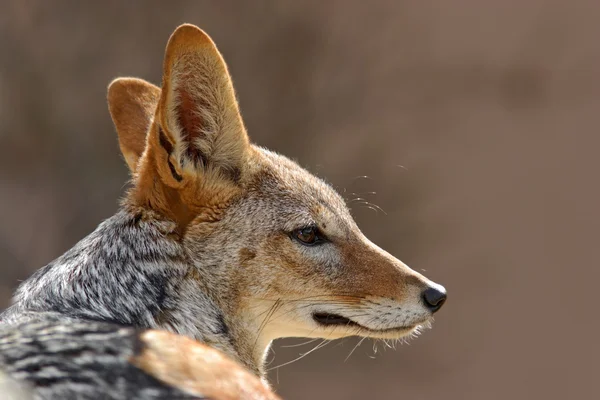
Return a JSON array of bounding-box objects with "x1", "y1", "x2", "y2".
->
[{"x1": 0, "y1": 24, "x2": 446, "y2": 397}]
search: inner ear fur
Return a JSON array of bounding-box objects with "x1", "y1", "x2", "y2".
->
[
  {"x1": 107, "y1": 78, "x2": 161, "y2": 172},
  {"x1": 153, "y1": 23, "x2": 250, "y2": 185}
]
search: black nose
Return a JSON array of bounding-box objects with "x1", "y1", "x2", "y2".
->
[{"x1": 422, "y1": 286, "x2": 447, "y2": 313}]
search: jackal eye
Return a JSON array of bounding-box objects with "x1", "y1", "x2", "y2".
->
[{"x1": 291, "y1": 226, "x2": 326, "y2": 246}]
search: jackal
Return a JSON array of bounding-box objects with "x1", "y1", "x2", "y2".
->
[{"x1": 0, "y1": 24, "x2": 446, "y2": 398}]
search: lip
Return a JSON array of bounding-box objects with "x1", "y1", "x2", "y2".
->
[{"x1": 312, "y1": 312, "x2": 417, "y2": 334}]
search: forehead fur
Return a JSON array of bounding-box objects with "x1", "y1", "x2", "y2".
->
[{"x1": 246, "y1": 146, "x2": 354, "y2": 235}]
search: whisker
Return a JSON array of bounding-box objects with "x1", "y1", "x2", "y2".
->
[
  {"x1": 267, "y1": 338, "x2": 331, "y2": 371},
  {"x1": 280, "y1": 338, "x2": 321, "y2": 348},
  {"x1": 252, "y1": 299, "x2": 282, "y2": 352},
  {"x1": 344, "y1": 336, "x2": 367, "y2": 362},
  {"x1": 350, "y1": 191, "x2": 377, "y2": 196}
]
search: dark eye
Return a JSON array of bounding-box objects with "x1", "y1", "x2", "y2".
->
[{"x1": 291, "y1": 226, "x2": 326, "y2": 246}]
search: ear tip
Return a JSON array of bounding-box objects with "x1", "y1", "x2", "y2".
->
[
  {"x1": 108, "y1": 77, "x2": 143, "y2": 93},
  {"x1": 107, "y1": 77, "x2": 135, "y2": 101},
  {"x1": 108, "y1": 78, "x2": 160, "y2": 103},
  {"x1": 167, "y1": 23, "x2": 215, "y2": 53}
]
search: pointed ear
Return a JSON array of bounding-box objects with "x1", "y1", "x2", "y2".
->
[
  {"x1": 155, "y1": 24, "x2": 249, "y2": 184},
  {"x1": 107, "y1": 78, "x2": 161, "y2": 172}
]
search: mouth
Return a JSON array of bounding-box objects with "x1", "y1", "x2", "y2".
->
[
  {"x1": 313, "y1": 312, "x2": 360, "y2": 328},
  {"x1": 312, "y1": 312, "x2": 419, "y2": 334}
]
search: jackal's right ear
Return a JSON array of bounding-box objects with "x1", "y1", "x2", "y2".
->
[
  {"x1": 152, "y1": 24, "x2": 249, "y2": 187},
  {"x1": 107, "y1": 78, "x2": 161, "y2": 172}
]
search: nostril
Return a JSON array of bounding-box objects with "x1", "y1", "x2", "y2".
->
[{"x1": 422, "y1": 287, "x2": 447, "y2": 313}]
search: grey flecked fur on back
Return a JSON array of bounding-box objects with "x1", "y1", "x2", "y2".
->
[
  {"x1": 0, "y1": 315, "x2": 200, "y2": 400},
  {"x1": 1, "y1": 210, "x2": 224, "y2": 339}
]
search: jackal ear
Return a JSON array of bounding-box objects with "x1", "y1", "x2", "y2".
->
[
  {"x1": 155, "y1": 24, "x2": 249, "y2": 184},
  {"x1": 107, "y1": 78, "x2": 161, "y2": 172}
]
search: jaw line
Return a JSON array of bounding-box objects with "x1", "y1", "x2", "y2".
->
[
  {"x1": 334, "y1": 323, "x2": 420, "y2": 340},
  {"x1": 312, "y1": 312, "x2": 433, "y2": 340}
]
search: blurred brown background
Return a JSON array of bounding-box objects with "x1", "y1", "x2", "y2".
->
[{"x1": 1, "y1": 1, "x2": 598, "y2": 399}]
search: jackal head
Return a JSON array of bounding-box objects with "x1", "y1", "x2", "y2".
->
[{"x1": 107, "y1": 24, "x2": 446, "y2": 370}]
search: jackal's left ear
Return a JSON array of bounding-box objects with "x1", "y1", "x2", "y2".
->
[
  {"x1": 108, "y1": 78, "x2": 161, "y2": 172},
  {"x1": 155, "y1": 24, "x2": 249, "y2": 185}
]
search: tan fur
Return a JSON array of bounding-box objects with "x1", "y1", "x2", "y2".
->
[
  {"x1": 108, "y1": 23, "x2": 446, "y2": 378},
  {"x1": 132, "y1": 330, "x2": 279, "y2": 400},
  {"x1": 107, "y1": 78, "x2": 161, "y2": 172}
]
